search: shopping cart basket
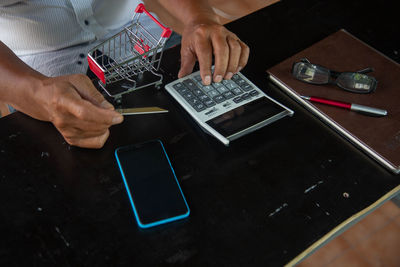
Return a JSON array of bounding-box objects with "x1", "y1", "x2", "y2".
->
[{"x1": 87, "y1": 4, "x2": 171, "y2": 103}]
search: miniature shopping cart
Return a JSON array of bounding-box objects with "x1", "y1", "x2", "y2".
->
[{"x1": 87, "y1": 4, "x2": 172, "y2": 103}]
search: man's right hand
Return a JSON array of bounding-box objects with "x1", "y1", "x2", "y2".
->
[
  {"x1": 31, "y1": 74, "x2": 124, "y2": 148},
  {"x1": 0, "y1": 41, "x2": 123, "y2": 149}
]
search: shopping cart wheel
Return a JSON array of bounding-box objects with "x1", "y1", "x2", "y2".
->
[{"x1": 114, "y1": 97, "x2": 122, "y2": 106}]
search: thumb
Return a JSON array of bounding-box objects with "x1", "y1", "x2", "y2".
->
[{"x1": 69, "y1": 74, "x2": 114, "y2": 110}]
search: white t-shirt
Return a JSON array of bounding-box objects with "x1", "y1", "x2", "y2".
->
[{"x1": 0, "y1": 0, "x2": 162, "y2": 76}]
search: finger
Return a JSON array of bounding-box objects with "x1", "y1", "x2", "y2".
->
[
  {"x1": 69, "y1": 74, "x2": 114, "y2": 110},
  {"x1": 225, "y1": 36, "x2": 241, "y2": 80},
  {"x1": 70, "y1": 100, "x2": 123, "y2": 126},
  {"x1": 56, "y1": 89, "x2": 123, "y2": 126},
  {"x1": 211, "y1": 33, "x2": 229, "y2": 83},
  {"x1": 178, "y1": 45, "x2": 197, "y2": 79},
  {"x1": 56, "y1": 118, "x2": 112, "y2": 138},
  {"x1": 194, "y1": 38, "x2": 213, "y2": 85},
  {"x1": 65, "y1": 130, "x2": 110, "y2": 149},
  {"x1": 237, "y1": 40, "x2": 250, "y2": 73}
]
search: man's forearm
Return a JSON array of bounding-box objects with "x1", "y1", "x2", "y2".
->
[
  {"x1": 0, "y1": 41, "x2": 45, "y2": 111},
  {"x1": 144, "y1": 0, "x2": 220, "y2": 33}
]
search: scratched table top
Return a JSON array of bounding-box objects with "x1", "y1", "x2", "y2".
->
[{"x1": 0, "y1": 0, "x2": 399, "y2": 266}]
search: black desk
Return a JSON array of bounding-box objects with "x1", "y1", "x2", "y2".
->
[{"x1": 1, "y1": 0, "x2": 399, "y2": 266}]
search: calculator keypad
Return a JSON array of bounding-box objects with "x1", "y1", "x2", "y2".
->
[{"x1": 172, "y1": 74, "x2": 256, "y2": 112}]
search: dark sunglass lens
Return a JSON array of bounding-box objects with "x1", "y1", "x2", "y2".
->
[
  {"x1": 336, "y1": 73, "x2": 377, "y2": 93},
  {"x1": 292, "y1": 62, "x2": 330, "y2": 84}
]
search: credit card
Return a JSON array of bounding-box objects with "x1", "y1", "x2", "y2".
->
[{"x1": 116, "y1": 107, "x2": 168, "y2": 115}]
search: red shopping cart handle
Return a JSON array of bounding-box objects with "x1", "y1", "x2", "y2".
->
[
  {"x1": 135, "y1": 3, "x2": 172, "y2": 38},
  {"x1": 87, "y1": 55, "x2": 106, "y2": 84}
]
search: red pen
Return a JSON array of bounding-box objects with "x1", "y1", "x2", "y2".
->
[{"x1": 301, "y1": 96, "x2": 387, "y2": 117}]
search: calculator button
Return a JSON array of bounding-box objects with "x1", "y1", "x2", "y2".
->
[
  {"x1": 231, "y1": 74, "x2": 241, "y2": 81},
  {"x1": 204, "y1": 99, "x2": 216, "y2": 107},
  {"x1": 240, "y1": 82, "x2": 253, "y2": 92},
  {"x1": 193, "y1": 89, "x2": 204, "y2": 96},
  {"x1": 250, "y1": 89, "x2": 259, "y2": 96},
  {"x1": 216, "y1": 86, "x2": 229, "y2": 94},
  {"x1": 235, "y1": 78, "x2": 247, "y2": 85},
  {"x1": 208, "y1": 90, "x2": 220, "y2": 98},
  {"x1": 212, "y1": 82, "x2": 223, "y2": 89},
  {"x1": 213, "y1": 95, "x2": 225, "y2": 103},
  {"x1": 182, "y1": 92, "x2": 195, "y2": 100},
  {"x1": 193, "y1": 103, "x2": 206, "y2": 112},
  {"x1": 173, "y1": 82, "x2": 185, "y2": 90},
  {"x1": 231, "y1": 87, "x2": 243, "y2": 95},
  {"x1": 188, "y1": 97, "x2": 201, "y2": 106},
  {"x1": 199, "y1": 95, "x2": 211, "y2": 102},
  {"x1": 233, "y1": 96, "x2": 243, "y2": 103},
  {"x1": 223, "y1": 80, "x2": 238, "y2": 90},
  {"x1": 176, "y1": 87, "x2": 189, "y2": 96},
  {"x1": 223, "y1": 91, "x2": 235, "y2": 99},
  {"x1": 204, "y1": 85, "x2": 214, "y2": 92},
  {"x1": 182, "y1": 79, "x2": 199, "y2": 91},
  {"x1": 241, "y1": 93, "x2": 251, "y2": 100}
]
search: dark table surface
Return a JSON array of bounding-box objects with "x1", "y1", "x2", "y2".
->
[{"x1": 1, "y1": 0, "x2": 399, "y2": 266}]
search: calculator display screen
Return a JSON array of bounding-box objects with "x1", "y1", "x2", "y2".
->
[{"x1": 205, "y1": 97, "x2": 285, "y2": 137}]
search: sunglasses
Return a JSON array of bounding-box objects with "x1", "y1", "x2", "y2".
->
[{"x1": 291, "y1": 58, "x2": 377, "y2": 94}]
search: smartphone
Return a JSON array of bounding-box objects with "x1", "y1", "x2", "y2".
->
[{"x1": 115, "y1": 140, "x2": 190, "y2": 228}]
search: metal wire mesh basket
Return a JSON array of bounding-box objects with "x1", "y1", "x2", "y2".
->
[{"x1": 87, "y1": 4, "x2": 171, "y2": 102}]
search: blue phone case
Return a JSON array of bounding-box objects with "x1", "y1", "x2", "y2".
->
[{"x1": 115, "y1": 140, "x2": 190, "y2": 228}]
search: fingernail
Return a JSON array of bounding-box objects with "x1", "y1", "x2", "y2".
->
[
  {"x1": 214, "y1": 75, "x2": 223, "y2": 83},
  {"x1": 225, "y1": 72, "x2": 233, "y2": 80},
  {"x1": 112, "y1": 115, "x2": 123, "y2": 124},
  {"x1": 101, "y1": 100, "x2": 114, "y2": 110},
  {"x1": 236, "y1": 66, "x2": 242, "y2": 73},
  {"x1": 204, "y1": 75, "x2": 211, "y2": 85}
]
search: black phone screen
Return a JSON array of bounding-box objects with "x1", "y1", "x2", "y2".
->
[{"x1": 115, "y1": 140, "x2": 189, "y2": 228}]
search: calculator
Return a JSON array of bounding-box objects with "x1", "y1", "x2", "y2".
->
[{"x1": 165, "y1": 70, "x2": 294, "y2": 145}]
